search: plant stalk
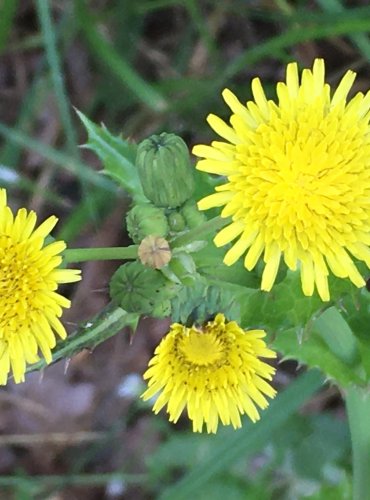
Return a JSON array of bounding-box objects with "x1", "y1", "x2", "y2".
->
[
  {"x1": 64, "y1": 216, "x2": 228, "y2": 263},
  {"x1": 345, "y1": 385, "x2": 370, "y2": 500},
  {"x1": 64, "y1": 245, "x2": 138, "y2": 263},
  {"x1": 170, "y1": 216, "x2": 229, "y2": 248}
]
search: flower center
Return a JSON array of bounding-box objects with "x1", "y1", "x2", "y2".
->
[
  {"x1": 0, "y1": 238, "x2": 41, "y2": 331},
  {"x1": 234, "y1": 103, "x2": 369, "y2": 250},
  {"x1": 179, "y1": 331, "x2": 224, "y2": 366}
]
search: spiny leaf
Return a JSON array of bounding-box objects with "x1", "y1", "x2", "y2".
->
[
  {"x1": 77, "y1": 110, "x2": 146, "y2": 201},
  {"x1": 273, "y1": 327, "x2": 365, "y2": 388}
]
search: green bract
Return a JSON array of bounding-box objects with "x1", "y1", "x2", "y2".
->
[
  {"x1": 126, "y1": 204, "x2": 169, "y2": 244},
  {"x1": 136, "y1": 132, "x2": 195, "y2": 208}
]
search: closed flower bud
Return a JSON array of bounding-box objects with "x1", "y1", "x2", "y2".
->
[
  {"x1": 136, "y1": 133, "x2": 195, "y2": 208},
  {"x1": 110, "y1": 261, "x2": 175, "y2": 317},
  {"x1": 180, "y1": 199, "x2": 207, "y2": 228},
  {"x1": 167, "y1": 211, "x2": 186, "y2": 233},
  {"x1": 126, "y1": 204, "x2": 168, "y2": 244}
]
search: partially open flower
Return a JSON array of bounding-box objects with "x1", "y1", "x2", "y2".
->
[
  {"x1": 141, "y1": 313, "x2": 276, "y2": 433},
  {"x1": 0, "y1": 189, "x2": 81, "y2": 384}
]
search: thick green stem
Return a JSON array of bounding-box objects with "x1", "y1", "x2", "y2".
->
[
  {"x1": 171, "y1": 216, "x2": 229, "y2": 248},
  {"x1": 346, "y1": 385, "x2": 370, "y2": 500},
  {"x1": 64, "y1": 245, "x2": 138, "y2": 263}
]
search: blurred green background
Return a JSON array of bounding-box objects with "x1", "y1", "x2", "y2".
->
[{"x1": 1, "y1": 0, "x2": 369, "y2": 498}]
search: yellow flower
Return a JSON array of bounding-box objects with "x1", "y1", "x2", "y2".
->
[
  {"x1": 193, "y1": 59, "x2": 370, "y2": 301},
  {"x1": 0, "y1": 189, "x2": 81, "y2": 384},
  {"x1": 141, "y1": 313, "x2": 276, "y2": 433}
]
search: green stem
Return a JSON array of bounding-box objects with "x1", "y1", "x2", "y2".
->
[
  {"x1": 26, "y1": 304, "x2": 139, "y2": 374},
  {"x1": 346, "y1": 385, "x2": 370, "y2": 500},
  {"x1": 64, "y1": 245, "x2": 138, "y2": 263},
  {"x1": 171, "y1": 216, "x2": 229, "y2": 248},
  {"x1": 64, "y1": 216, "x2": 228, "y2": 263}
]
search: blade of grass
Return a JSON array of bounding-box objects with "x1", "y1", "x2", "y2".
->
[
  {"x1": 0, "y1": 121, "x2": 113, "y2": 191},
  {"x1": 36, "y1": 0, "x2": 79, "y2": 156},
  {"x1": 0, "y1": 0, "x2": 19, "y2": 54},
  {"x1": 0, "y1": 166, "x2": 69, "y2": 207},
  {"x1": 185, "y1": 0, "x2": 217, "y2": 59},
  {"x1": 56, "y1": 189, "x2": 118, "y2": 240},
  {"x1": 222, "y1": 8, "x2": 370, "y2": 83},
  {"x1": 36, "y1": 1, "x2": 100, "y2": 222},
  {"x1": 74, "y1": 0, "x2": 167, "y2": 112},
  {"x1": 0, "y1": 76, "x2": 49, "y2": 167},
  {"x1": 1, "y1": 9, "x2": 72, "y2": 167},
  {"x1": 0, "y1": 472, "x2": 147, "y2": 488},
  {"x1": 160, "y1": 370, "x2": 324, "y2": 500},
  {"x1": 316, "y1": 0, "x2": 370, "y2": 61}
]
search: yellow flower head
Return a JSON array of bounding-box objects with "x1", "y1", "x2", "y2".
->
[
  {"x1": 141, "y1": 313, "x2": 276, "y2": 433},
  {"x1": 0, "y1": 189, "x2": 81, "y2": 384},
  {"x1": 193, "y1": 59, "x2": 370, "y2": 301}
]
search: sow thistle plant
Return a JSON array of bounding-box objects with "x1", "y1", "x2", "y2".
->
[{"x1": 1, "y1": 58, "x2": 370, "y2": 494}]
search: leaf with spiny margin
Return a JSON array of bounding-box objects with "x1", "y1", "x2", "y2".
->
[
  {"x1": 273, "y1": 326, "x2": 365, "y2": 388},
  {"x1": 238, "y1": 270, "x2": 361, "y2": 334},
  {"x1": 195, "y1": 242, "x2": 261, "y2": 289},
  {"x1": 76, "y1": 110, "x2": 146, "y2": 202},
  {"x1": 239, "y1": 271, "x2": 325, "y2": 332},
  {"x1": 170, "y1": 278, "x2": 241, "y2": 326}
]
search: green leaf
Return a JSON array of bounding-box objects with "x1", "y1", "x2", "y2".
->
[
  {"x1": 238, "y1": 270, "x2": 361, "y2": 334},
  {"x1": 341, "y1": 289, "x2": 370, "y2": 380},
  {"x1": 76, "y1": 110, "x2": 146, "y2": 201},
  {"x1": 195, "y1": 241, "x2": 260, "y2": 289},
  {"x1": 170, "y1": 279, "x2": 241, "y2": 325},
  {"x1": 239, "y1": 271, "x2": 325, "y2": 332},
  {"x1": 342, "y1": 289, "x2": 370, "y2": 342},
  {"x1": 273, "y1": 327, "x2": 364, "y2": 387},
  {"x1": 313, "y1": 307, "x2": 359, "y2": 367}
]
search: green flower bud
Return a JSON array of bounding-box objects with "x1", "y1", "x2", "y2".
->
[
  {"x1": 110, "y1": 261, "x2": 176, "y2": 318},
  {"x1": 180, "y1": 200, "x2": 207, "y2": 228},
  {"x1": 167, "y1": 211, "x2": 186, "y2": 233},
  {"x1": 126, "y1": 204, "x2": 168, "y2": 244},
  {"x1": 136, "y1": 133, "x2": 195, "y2": 208}
]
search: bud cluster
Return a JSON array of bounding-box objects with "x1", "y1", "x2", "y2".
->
[{"x1": 109, "y1": 132, "x2": 208, "y2": 320}]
